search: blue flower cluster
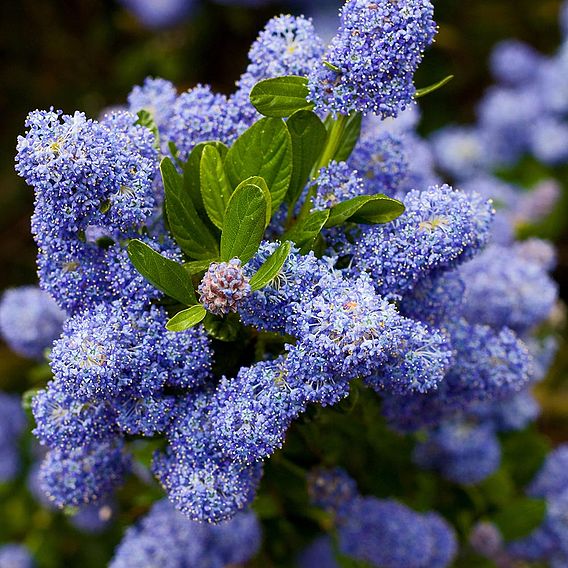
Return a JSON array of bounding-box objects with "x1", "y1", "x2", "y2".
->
[
  {"x1": 0, "y1": 394, "x2": 27, "y2": 482},
  {"x1": 9, "y1": 2, "x2": 564, "y2": 563},
  {"x1": 308, "y1": 0, "x2": 437, "y2": 117},
  {"x1": 0, "y1": 544, "x2": 35, "y2": 568},
  {"x1": 304, "y1": 468, "x2": 457, "y2": 568},
  {"x1": 110, "y1": 499, "x2": 261, "y2": 568},
  {"x1": 0, "y1": 286, "x2": 65, "y2": 359}
]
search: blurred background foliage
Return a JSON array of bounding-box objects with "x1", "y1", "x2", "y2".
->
[{"x1": 0, "y1": 1, "x2": 567, "y2": 565}]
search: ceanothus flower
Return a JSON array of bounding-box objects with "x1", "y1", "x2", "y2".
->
[
  {"x1": 513, "y1": 238, "x2": 557, "y2": 272},
  {"x1": 198, "y1": 259, "x2": 251, "y2": 316},
  {"x1": 110, "y1": 499, "x2": 261, "y2": 568},
  {"x1": 413, "y1": 420, "x2": 501, "y2": 485},
  {"x1": 471, "y1": 389, "x2": 540, "y2": 432},
  {"x1": 337, "y1": 497, "x2": 457, "y2": 568},
  {"x1": 210, "y1": 357, "x2": 305, "y2": 464},
  {"x1": 114, "y1": 392, "x2": 176, "y2": 437},
  {"x1": 460, "y1": 244, "x2": 558, "y2": 333},
  {"x1": 127, "y1": 77, "x2": 178, "y2": 137},
  {"x1": 0, "y1": 286, "x2": 65, "y2": 359},
  {"x1": 348, "y1": 131, "x2": 408, "y2": 197},
  {"x1": 32, "y1": 380, "x2": 119, "y2": 451},
  {"x1": 307, "y1": 467, "x2": 358, "y2": 517},
  {"x1": 298, "y1": 537, "x2": 339, "y2": 568},
  {"x1": 308, "y1": 0, "x2": 437, "y2": 117},
  {"x1": 50, "y1": 303, "x2": 212, "y2": 402},
  {"x1": 310, "y1": 161, "x2": 366, "y2": 211},
  {"x1": 382, "y1": 319, "x2": 532, "y2": 432},
  {"x1": 528, "y1": 446, "x2": 568, "y2": 500},
  {"x1": 240, "y1": 242, "x2": 335, "y2": 333},
  {"x1": 39, "y1": 439, "x2": 131, "y2": 508},
  {"x1": 0, "y1": 393, "x2": 27, "y2": 482},
  {"x1": 153, "y1": 392, "x2": 263, "y2": 523},
  {"x1": 348, "y1": 185, "x2": 494, "y2": 298},
  {"x1": 430, "y1": 126, "x2": 490, "y2": 180},
  {"x1": 236, "y1": 15, "x2": 325, "y2": 97},
  {"x1": 399, "y1": 270, "x2": 465, "y2": 327},
  {"x1": 529, "y1": 117, "x2": 568, "y2": 166},
  {"x1": 0, "y1": 544, "x2": 35, "y2": 568},
  {"x1": 16, "y1": 109, "x2": 157, "y2": 240},
  {"x1": 490, "y1": 39, "x2": 543, "y2": 86},
  {"x1": 119, "y1": 0, "x2": 194, "y2": 29}
]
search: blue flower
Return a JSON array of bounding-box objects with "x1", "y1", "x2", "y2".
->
[
  {"x1": 0, "y1": 286, "x2": 65, "y2": 359},
  {"x1": 308, "y1": 0, "x2": 437, "y2": 117}
]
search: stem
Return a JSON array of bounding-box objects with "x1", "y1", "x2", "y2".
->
[{"x1": 312, "y1": 113, "x2": 349, "y2": 175}]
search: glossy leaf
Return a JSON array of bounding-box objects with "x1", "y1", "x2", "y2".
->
[
  {"x1": 416, "y1": 75, "x2": 454, "y2": 98},
  {"x1": 184, "y1": 259, "x2": 218, "y2": 275},
  {"x1": 161, "y1": 157, "x2": 220, "y2": 260},
  {"x1": 325, "y1": 195, "x2": 405, "y2": 227},
  {"x1": 220, "y1": 183, "x2": 268, "y2": 263},
  {"x1": 200, "y1": 145, "x2": 232, "y2": 229},
  {"x1": 250, "y1": 76, "x2": 313, "y2": 118},
  {"x1": 250, "y1": 241, "x2": 292, "y2": 291},
  {"x1": 286, "y1": 110, "x2": 327, "y2": 206},
  {"x1": 238, "y1": 176, "x2": 272, "y2": 226},
  {"x1": 166, "y1": 305, "x2": 207, "y2": 332},
  {"x1": 127, "y1": 239, "x2": 197, "y2": 306},
  {"x1": 183, "y1": 141, "x2": 229, "y2": 215},
  {"x1": 283, "y1": 209, "x2": 330, "y2": 253},
  {"x1": 225, "y1": 117, "x2": 292, "y2": 210}
]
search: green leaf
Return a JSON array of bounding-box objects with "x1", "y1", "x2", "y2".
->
[
  {"x1": 250, "y1": 76, "x2": 314, "y2": 118},
  {"x1": 127, "y1": 239, "x2": 197, "y2": 305},
  {"x1": 184, "y1": 259, "x2": 217, "y2": 275},
  {"x1": 325, "y1": 195, "x2": 405, "y2": 227},
  {"x1": 416, "y1": 75, "x2": 454, "y2": 98},
  {"x1": 328, "y1": 112, "x2": 363, "y2": 164},
  {"x1": 135, "y1": 109, "x2": 160, "y2": 149},
  {"x1": 200, "y1": 145, "x2": 232, "y2": 229},
  {"x1": 283, "y1": 209, "x2": 330, "y2": 253},
  {"x1": 183, "y1": 141, "x2": 229, "y2": 215},
  {"x1": 493, "y1": 498, "x2": 547, "y2": 541},
  {"x1": 225, "y1": 117, "x2": 292, "y2": 210},
  {"x1": 238, "y1": 176, "x2": 272, "y2": 226},
  {"x1": 161, "y1": 157, "x2": 220, "y2": 260},
  {"x1": 249, "y1": 241, "x2": 291, "y2": 291},
  {"x1": 286, "y1": 110, "x2": 327, "y2": 206},
  {"x1": 166, "y1": 305, "x2": 207, "y2": 332},
  {"x1": 220, "y1": 183, "x2": 268, "y2": 263},
  {"x1": 203, "y1": 313, "x2": 242, "y2": 342}
]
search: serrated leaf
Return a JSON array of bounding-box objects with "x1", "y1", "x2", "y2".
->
[
  {"x1": 200, "y1": 145, "x2": 232, "y2": 229},
  {"x1": 325, "y1": 195, "x2": 405, "y2": 227},
  {"x1": 183, "y1": 141, "x2": 229, "y2": 215},
  {"x1": 250, "y1": 76, "x2": 314, "y2": 118},
  {"x1": 283, "y1": 209, "x2": 330, "y2": 253},
  {"x1": 166, "y1": 305, "x2": 207, "y2": 332},
  {"x1": 220, "y1": 183, "x2": 268, "y2": 263},
  {"x1": 416, "y1": 75, "x2": 454, "y2": 98},
  {"x1": 249, "y1": 241, "x2": 291, "y2": 291},
  {"x1": 127, "y1": 239, "x2": 197, "y2": 305},
  {"x1": 225, "y1": 117, "x2": 292, "y2": 210},
  {"x1": 161, "y1": 157, "x2": 220, "y2": 260},
  {"x1": 286, "y1": 110, "x2": 327, "y2": 206},
  {"x1": 493, "y1": 498, "x2": 547, "y2": 541}
]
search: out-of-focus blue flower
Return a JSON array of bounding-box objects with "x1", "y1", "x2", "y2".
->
[
  {"x1": 0, "y1": 393, "x2": 26, "y2": 482},
  {"x1": 490, "y1": 40, "x2": 543, "y2": 86},
  {"x1": 414, "y1": 420, "x2": 501, "y2": 485},
  {"x1": 0, "y1": 544, "x2": 35, "y2": 568},
  {"x1": 460, "y1": 244, "x2": 558, "y2": 333},
  {"x1": 119, "y1": 0, "x2": 194, "y2": 29},
  {"x1": 110, "y1": 499, "x2": 261, "y2": 567},
  {"x1": 0, "y1": 286, "x2": 65, "y2": 359}
]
